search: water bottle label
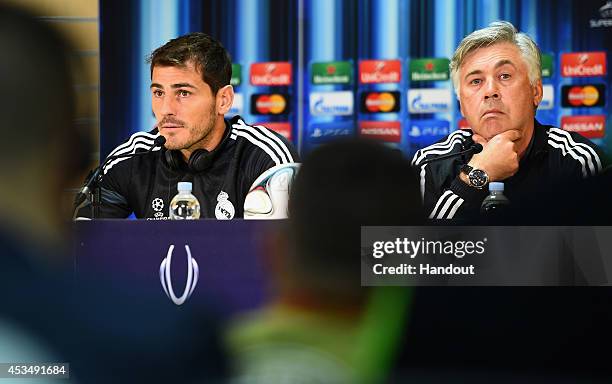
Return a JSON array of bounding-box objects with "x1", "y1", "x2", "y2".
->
[{"x1": 215, "y1": 190, "x2": 235, "y2": 220}]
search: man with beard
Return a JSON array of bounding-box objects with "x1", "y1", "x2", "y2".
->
[
  {"x1": 412, "y1": 21, "x2": 606, "y2": 223},
  {"x1": 76, "y1": 32, "x2": 298, "y2": 219}
]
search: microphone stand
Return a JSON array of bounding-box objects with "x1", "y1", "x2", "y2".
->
[{"x1": 74, "y1": 136, "x2": 166, "y2": 219}]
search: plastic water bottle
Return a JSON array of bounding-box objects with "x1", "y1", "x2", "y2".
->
[
  {"x1": 480, "y1": 182, "x2": 510, "y2": 220},
  {"x1": 169, "y1": 182, "x2": 201, "y2": 220}
]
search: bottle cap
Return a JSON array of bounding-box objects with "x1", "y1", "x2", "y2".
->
[
  {"x1": 177, "y1": 182, "x2": 193, "y2": 192},
  {"x1": 489, "y1": 182, "x2": 504, "y2": 192}
]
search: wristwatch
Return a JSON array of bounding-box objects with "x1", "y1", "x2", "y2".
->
[{"x1": 460, "y1": 164, "x2": 489, "y2": 189}]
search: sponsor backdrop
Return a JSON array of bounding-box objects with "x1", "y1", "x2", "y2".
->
[{"x1": 100, "y1": 0, "x2": 611, "y2": 158}]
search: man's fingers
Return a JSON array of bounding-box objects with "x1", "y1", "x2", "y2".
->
[
  {"x1": 472, "y1": 134, "x2": 487, "y2": 145},
  {"x1": 498, "y1": 129, "x2": 522, "y2": 142}
]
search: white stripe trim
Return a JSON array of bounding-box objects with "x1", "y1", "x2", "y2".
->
[
  {"x1": 103, "y1": 145, "x2": 161, "y2": 174},
  {"x1": 231, "y1": 130, "x2": 281, "y2": 166},
  {"x1": 412, "y1": 130, "x2": 470, "y2": 166},
  {"x1": 108, "y1": 136, "x2": 155, "y2": 158},
  {"x1": 429, "y1": 190, "x2": 453, "y2": 219},
  {"x1": 413, "y1": 137, "x2": 465, "y2": 166},
  {"x1": 253, "y1": 123, "x2": 295, "y2": 163},
  {"x1": 230, "y1": 134, "x2": 237, "y2": 140},
  {"x1": 436, "y1": 194, "x2": 460, "y2": 219},
  {"x1": 108, "y1": 131, "x2": 158, "y2": 158},
  {"x1": 548, "y1": 131, "x2": 596, "y2": 174},
  {"x1": 233, "y1": 119, "x2": 293, "y2": 163},
  {"x1": 547, "y1": 140, "x2": 588, "y2": 177},
  {"x1": 548, "y1": 128, "x2": 601, "y2": 175},
  {"x1": 232, "y1": 120, "x2": 290, "y2": 164},
  {"x1": 241, "y1": 125, "x2": 290, "y2": 163},
  {"x1": 419, "y1": 164, "x2": 427, "y2": 201},
  {"x1": 446, "y1": 196, "x2": 465, "y2": 219},
  {"x1": 553, "y1": 128, "x2": 601, "y2": 168},
  {"x1": 102, "y1": 137, "x2": 156, "y2": 174}
]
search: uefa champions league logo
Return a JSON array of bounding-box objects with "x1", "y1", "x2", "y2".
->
[{"x1": 159, "y1": 244, "x2": 199, "y2": 305}]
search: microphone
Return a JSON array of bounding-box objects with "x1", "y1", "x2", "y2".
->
[
  {"x1": 419, "y1": 141, "x2": 483, "y2": 165},
  {"x1": 74, "y1": 135, "x2": 166, "y2": 209}
]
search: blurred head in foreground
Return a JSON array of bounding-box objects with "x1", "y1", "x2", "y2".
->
[
  {"x1": 283, "y1": 138, "x2": 425, "y2": 304},
  {"x1": 0, "y1": 4, "x2": 89, "y2": 247},
  {"x1": 226, "y1": 138, "x2": 425, "y2": 383}
]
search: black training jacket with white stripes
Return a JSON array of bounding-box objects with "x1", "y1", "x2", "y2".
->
[
  {"x1": 412, "y1": 119, "x2": 606, "y2": 223},
  {"x1": 76, "y1": 116, "x2": 299, "y2": 219}
]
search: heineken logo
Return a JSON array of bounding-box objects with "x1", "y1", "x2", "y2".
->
[
  {"x1": 410, "y1": 58, "x2": 450, "y2": 82},
  {"x1": 231, "y1": 63, "x2": 242, "y2": 86},
  {"x1": 311, "y1": 61, "x2": 352, "y2": 84},
  {"x1": 541, "y1": 54, "x2": 553, "y2": 78}
]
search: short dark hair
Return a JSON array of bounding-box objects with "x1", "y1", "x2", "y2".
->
[
  {"x1": 287, "y1": 139, "x2": 425, "y2": 299},
  {"x1": 147, "y1": 32, "x2": 232, "y2": 95}
]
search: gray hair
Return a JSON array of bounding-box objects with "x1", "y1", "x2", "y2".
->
[{"x1": 450, "y1": 21, "x2": 541, "y2": 94}]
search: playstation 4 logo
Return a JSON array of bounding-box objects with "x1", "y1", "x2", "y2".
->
[{"x1": 160, "y1": 244, "x2": 199, "y2": 305}]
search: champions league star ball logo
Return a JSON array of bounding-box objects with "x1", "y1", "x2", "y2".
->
[
  {"x1": 152, "y1": 198, "x2": 164, "y2": 212},
  {"x1": 159, "y1": 244, "x2": 199, "y2": 306}
]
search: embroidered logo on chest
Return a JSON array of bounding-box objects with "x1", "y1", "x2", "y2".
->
[{"x1": 215, "y1": 191, "x2": 235, "y2": 220}]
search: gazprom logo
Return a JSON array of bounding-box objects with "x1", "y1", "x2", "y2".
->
[
  {"x1": 539, "y1": 85, "x2": 554, "y2": 110},
  {"x1": 310, "y1": 91, "x2": 354, "y2": 116},
  {"x1": 160, "y1": 244, "x2": 199, "y2": 306},
  {"x1": 408, "y1": 88, "x2": 451, "y2": 113},
  {"x1": 229, "y1": 93, "x2": 244, "y2": 116}
]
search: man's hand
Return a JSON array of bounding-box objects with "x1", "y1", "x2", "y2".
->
[{"x1": 463, "y1": 130, "x2": 521, "y2": 183}]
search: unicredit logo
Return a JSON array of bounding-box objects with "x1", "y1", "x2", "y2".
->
[
  {"x1": 250, "y1": 62, "x2": 292, "y2": 85},
  {"x1": 160, "y1": 244, "x2": 199, "y2": 306},
  {"x1": 561, "y1": 52, "x2": 607, "y2": 77},
  {"x1": 359, "y1": 60, "x2": 401, "y2": 84}
]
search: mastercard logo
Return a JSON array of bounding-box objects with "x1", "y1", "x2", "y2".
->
[
  {"x1": 360, "y1": 91, "x2": 401, "y2": 113},
  {"x1": 568, "y1": 86, "x2": 599, "y2": 106},
  {"x1": 562, "y1": 84, "x2": 605, "y2": 108},
  {"x1": 251, "y1": 93, "x2": 290, "y2": 115}
]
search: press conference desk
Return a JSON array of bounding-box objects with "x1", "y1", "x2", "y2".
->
[{"x1": 73, "y1": 220, "x2": 274, "y2": 315}]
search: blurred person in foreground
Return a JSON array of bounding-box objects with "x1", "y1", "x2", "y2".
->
[
  {"x1": 74, "y1": 32, "x2": 298, "y2": 220},
  {"x1": 412, "y1": 21, "x2": 607, "y2": 223},
  {"x1": 0, "y1": 5, "x2": 226, "y2": 383},
  {"x1": 225, "y1": 139, "x2": 426, "y2": 383},
  {"x1": 0, "y1": 4, "x2": 88, "y2": 380}
]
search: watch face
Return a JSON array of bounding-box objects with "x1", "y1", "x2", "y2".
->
[{"x1": 469, "y1": 169, "x2": 488, "y2": 188}]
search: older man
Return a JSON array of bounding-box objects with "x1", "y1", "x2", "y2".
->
[{"x1": 412, "y1": 21, "x2": 605, "y2": 223}]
